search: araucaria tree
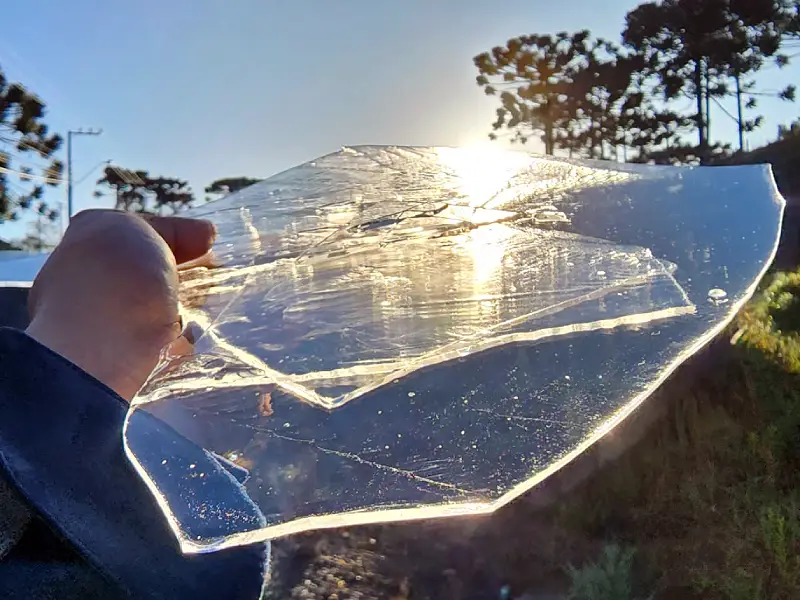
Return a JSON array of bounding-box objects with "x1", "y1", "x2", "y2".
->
[{"x1": 0, "y1": 65, "x2": 62, "y2": 222}]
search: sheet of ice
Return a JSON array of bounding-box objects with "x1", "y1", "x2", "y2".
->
[{"x1": 125, "y1": 146, "x2": 784, "y2": 552}]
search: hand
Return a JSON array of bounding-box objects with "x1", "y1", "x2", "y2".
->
[{"x1": 25, "y1": 209, "x2": 216, "y2": 401}]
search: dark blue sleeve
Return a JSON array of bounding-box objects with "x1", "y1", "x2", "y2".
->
[{"x1": 0, "y1": 327, "x2": 267, "y2": 600}]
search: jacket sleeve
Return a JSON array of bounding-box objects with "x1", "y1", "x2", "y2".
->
[{"x1": 0, "y1": 327, "x2": 268, "y2": 599}]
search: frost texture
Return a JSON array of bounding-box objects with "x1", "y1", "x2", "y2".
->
[{"x1": 126, "y1": 146, "x2": 784, "y2": 551}]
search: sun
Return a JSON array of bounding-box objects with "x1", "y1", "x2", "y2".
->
[{"x1": 434, "y1": 143, "x2": 532, "y2": 209}]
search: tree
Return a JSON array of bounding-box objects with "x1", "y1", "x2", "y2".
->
[
  {"x1": 95, "y1": 166, "x2": 149, "y2": 212},
  {"x1": 623, "y1": 0, "x2": 735, "y2": 158},
  {"x1": 16, "y1": 206, "x2": 59, "y2": 251},
  {"x1": 713, "y1": 0, "x2": 797, "y2": 150},
  {"x1": 778, "y1": 117, "x2": 800, "y2": 139},
  {"x1": 558, "y1": 41, "x2": 629, "y2": 159},
  {"x1": 475, "y1": 31, "x2": 686, "y2": 161},
  {"x1": 147, "y1": 177, "x2": 194, "y2": 213},
  {"x1": 474, "y1": 31, "x2": 595, "y2": 154},
  {"x1": 565, "y1": 45, "x2": 687, "y2": 160},
  {"x1": 475, "y1": 1, "x2": 800, "y2": 163},
  {"x1": 0, "y1": 66, "x2": 62, "y2": 222},
  {"x1": 95, "y1": 166, "x2": 195, "y2": 214},
  {"x1": 204, "y1": 177, "x2": 261, "y2": 201},
  {"x1": 633, "y1": 140, "x2": 733, "y2": 165},
  {"x1": 624, "y1": 0, "x2": 799, "y2": 158}
]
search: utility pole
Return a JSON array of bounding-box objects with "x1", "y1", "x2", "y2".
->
[{"x1": 65, "y1": 128, "x2": 102, "y2": 230}]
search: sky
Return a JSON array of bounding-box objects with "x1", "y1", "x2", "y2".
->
[{"x1": 1, "y1": 0, "x2": 799, "y2": 242}]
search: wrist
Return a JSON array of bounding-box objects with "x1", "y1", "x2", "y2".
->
[{"x1": 25, "y1": 316, "x2": 159, "y2": 401}]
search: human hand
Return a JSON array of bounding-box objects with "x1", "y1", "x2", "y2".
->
[{"x1": 25, "y1": 209, "x2": 216, "y2": 401}]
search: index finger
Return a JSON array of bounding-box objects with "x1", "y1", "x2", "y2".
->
[{"x1": 140, "y1": 214, "x2": 217, "y2": 266}]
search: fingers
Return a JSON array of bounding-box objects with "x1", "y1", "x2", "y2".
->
[
  {"x1": 176, "y1": 249, "x2": 221, "y2": 272},
  {"x1": 140, "y1": 214, "x2": 217, "y2": 266},
  {"x1": 68, "y1": 209, "x2": 217, "y2": 266}
]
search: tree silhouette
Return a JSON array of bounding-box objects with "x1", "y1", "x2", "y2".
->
[
  {"x1": 17, "y1": 207, "x2": 59, "y2": 250},
  {"x1": 475, "y1": 31, "x2": 686, "y2": 160},
  {"x1": 95, "y1": 166, "x2": 149, "y2": 212},
  {"x1": 623, "y1": 0, "x2": 734, "y2": 158},
  {"x1": 713, "y1": 0, "x2": 796, "y2": 150},
  {"x1": 569, "y1": 45, "x2": 687, "y2": 160},
  {"x1": 474, "y1": 31, "x2": 594, "y2": 154},
  {"x1": 147, "y1": 177, "x2": 194, "y2": 214},
  {"x1": 778, "y1": 117, "x2": 800, "y2": 139},
  {"x1": 95, "y1": 166, "x2": 195, "y2": 214},
  {"x1": 0, "y1": 66, "x2": 63, "y2": 222},
  {"x1": 205, "y1": 177, "x2": 261, "y2": 201},
  {"x1": 624, "y1": 0, "x2": 798, "y2": 159},
  {"x1": 474, "y1": 1, "x2": 800, "y2": 163}
]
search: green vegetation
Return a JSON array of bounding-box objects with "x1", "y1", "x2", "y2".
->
[
  {"x1": 0, "y1": 68, "x2": 63, "y2": 222},
  {"x1": 544, "y1": 266, "x2": 800, "y2": 599},
  {"x1": 738, "y1": 270, "x2": 800, "y2": 372},
  {"x1": 566, "y1": 544, "x2": 653, "y2": 600}
]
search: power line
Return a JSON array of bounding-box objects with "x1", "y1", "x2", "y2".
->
[
  {"x1": 3, "y1": 177, "x2": 35, "y2": 197},
  {"x1": 73, "y1": 160, "x2": 113, "y2": 186},
  {"x1": 108, "y1": 164, "x2": 146, "y2": 186},
  {"x1": 0, "y1": 165, "x2": 63, "y2": 184},
  {"x1": 0, "y1": 131, "x2": 53, "y2": 157},
  {"x1": 711, "y1": 96, "x2": 740, "y2": 125},
  {"x1": 0, "y1": 137, "x2": 57, "y2": 174}
]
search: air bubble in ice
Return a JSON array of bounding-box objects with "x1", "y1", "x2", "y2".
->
[
  {"x1": 407, "y1": 391, "x2": 416, "y2": 398},
  {"x1": 707, "y1": 288, "x2": 728, "y2": 305},
  {"x1": 532, "y1": 208, "x2": 569, "y2": 225},
  {"x1": 596, "y1": 270, "x2": 607, "y2": 279}
]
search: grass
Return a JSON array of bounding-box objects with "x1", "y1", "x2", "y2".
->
[
  {"x1": 544, "y1": 266, "x2": 800, "y2": 599},
  {"x1": 565, "y1": 544, "x2": 653, "y2": 600}
]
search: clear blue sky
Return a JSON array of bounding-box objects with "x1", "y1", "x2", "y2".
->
[{"x1": 1, "y1": 0, "x2": 799, "y2": 242}]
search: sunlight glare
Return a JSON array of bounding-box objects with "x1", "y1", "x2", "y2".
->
[{"x1": 435, "y1": 145, "x2": 532, "y2": 209}]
